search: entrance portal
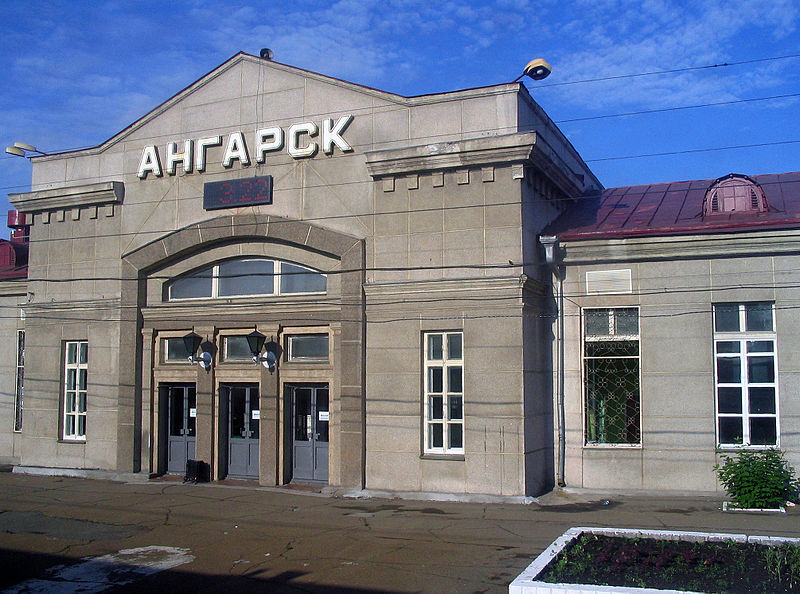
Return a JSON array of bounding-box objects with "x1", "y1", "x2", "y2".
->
[
  {"x1": 161, "y1": 384, "x2": 196, "y2": 474},
  {"x1": 222, "y1": 384, "x2": 260, "y2": 478},
  {"x1": 287, "y1": 384, "x2": 329, "y2": 482}
]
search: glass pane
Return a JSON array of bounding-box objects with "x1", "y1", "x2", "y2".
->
[
  {"x1": 585, "y1": 309, "x2": 611, "y2": 336},
  {"x1": 289, "y1": 334, "x2": 329, "y2": 360},
  {"x1": 293, "y1": 389, "x2": 311, "y2": 441},
  {"x1": 430, "y1": 423, "x2": 443, "y2": 448},
  {"x1": 429, "y1": 395, "x2": 443, "y2": 420},
  {"x1": 614, "y1": 308, "x2": 639, "y2": 335},
  {"x1": 585, "y1": 340, "x2": 638, "y2": 357},
  {"x1": 224, "y1": 336, "x2": 253, "y2": 360},
  {"x1": 427, "y1": 334, "x2": 443, "y2": 360},
  {"x1": 717, "y1": 387, "x2": 742, "y2": 414},
  {"x1": 165, "y1": 338, "x2": 191, "y2": 361},
  {"x1": 78, "y1": 370, "x2": 87, "y2": 391},
  {"x1": 77, "y1": 415, "x2": 86, "y2": 437},
  {"x1": 448, "y1": 366, "x2": 462, "y2": 393},
  {"x1": 747, "y1": 340, "x2": 773, "y2": 353},
  {"x1": 315, "y1": 389, "x2": 329, "y2": 442},
  {"x1": 716, "y1": 357, "x2": 741, "y2": 383},
  {"x1": 219, "y1": 259, "x2": 274, "y2": 296},
  {"x1": 749, "y1": 387, "x2": 776, "y2": 414},
  {"x1": 745, "y1": 302, "x2": 773, "y2": 332},
  {"x1": 78, "y1": 393, "x2": 86, "y2": 413},
  {"x1": 715, "y1": 341, "x2": 740, "y2": 354},
  {"x1": 718, "y1": 417, "x2": 743, "y2": 444},
  {"x1": 750, "y1": 418, "x2": 777, "y2": 445},
  {"x1": 449, "y1": 423, "x2": 463, "y2": 449},
  {"x1": 280, "y1": 262, "x2": 326, "y2": 294},
  {"x1": 429, "y1": 367, "x2": 443, "y2": 393},
  {"x1": 79, "y1": 342, "x2": 88, "y2": 365},
  {"x1": 169, "y1": 269, "x2": 213, "y2": 299},
  {"x1": 67, "y1": 369, "x2": 76, "y2": 390},
  {"x1": 187, "y1": 389, "x2": 196, "y2": 437},
  {"x1": 65, "y1": 415, "x2": 75, "y2": 436},
  {"x1": 447, "y1": 333, "x2": 462, "y2": 359},
  {"x1": 449, "y1": 396, "x2": 463, "y2": 420},
  {"x1": 714, "y1": 304, "x2": 740, "y2": 332},
  {"x1": 66, "y1": 392, "x2": 76, "y2": 413},
  {"x1": 169, "y1": 390, "x2": 184, "y2": 436},
  {"x1": 748, "y1": 356, "x2": 774, "y2": 383},
  {"x1": 248, "y1": 388, "x2": 260, "y2": 439},
  {"x1": 67, "y1": 342, "x2": 77, "y2": 365},
  {"x1": 230, "y1": 388, "x2": 246, "y2": 438}
]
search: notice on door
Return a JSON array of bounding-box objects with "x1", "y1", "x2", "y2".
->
[
  {"x1": 252, "y1": 409, "x2": 260, "y2": 420},
  {"x1": 189, "y1": 408, "x2": 197, "y2": 418},
  {"x1": 318, "y1": 411, "x2": 329, "y2": 422}
]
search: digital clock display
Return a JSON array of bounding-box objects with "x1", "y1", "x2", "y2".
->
[{"x1": 203, "y1": 175, "x2": 273, "y2": 210}]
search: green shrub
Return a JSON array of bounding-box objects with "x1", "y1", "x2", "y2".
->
[{"x1": 714, "y1": 449, "x2": 800, "y2": 509}]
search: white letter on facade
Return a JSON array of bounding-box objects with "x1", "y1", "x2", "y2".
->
[
  {"x1": 166, "y1": 140, "x2": 193, "y2": 175},
  {"x1": 254, "y1": 127, "x2": 284, "y2": 163},
  {"x1": 137, "y1": 146, "x2": 162, "y2": 179},
  {"x1": 322, "y1": 115, "x2": 354, "y2": 154},
  {"x1": 195, "y1": 136, "x2": 222, "y2": 172},
  {"x1": 222, "y1": 132, "x2": 250, "y2": 168},
  {"x1": 288, "y1": 122, "x2": 318, "y2": 158}
]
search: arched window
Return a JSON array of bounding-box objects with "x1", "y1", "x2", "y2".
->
[
  {"x1": 167, "y1": 258, "x2": 326, "y2": 300},
  {"x1": 703, "y1": 174, "x2": 768, "y2": 217}
]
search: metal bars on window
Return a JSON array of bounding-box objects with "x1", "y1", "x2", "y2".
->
[
  {"x1": 424, "y1": 332, "x2": 463, "y2": 454},
  {"x1": 583, "y1": 308, "x2": 641, "y2": 445},
  {"x1": 713, "y1": 302, "x2": 778, "y2": 447},
  {"x1": 13, "y1": 330, "x2": 24, "y2": 432},
  {"x1": 63, "y1": 341, "x2": 88, "y2": 440}
]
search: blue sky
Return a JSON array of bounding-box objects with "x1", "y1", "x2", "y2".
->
[{"x1": 1, "y1": 0, "x2": 799, "y2": 233}]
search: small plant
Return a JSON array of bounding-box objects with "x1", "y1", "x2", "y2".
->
[
  {"x1": 714, "y1": 449, "x2": 800, "y2": 509},
  {"x1": 764, "y1": 543, "x2": 800, "y2": 589}
]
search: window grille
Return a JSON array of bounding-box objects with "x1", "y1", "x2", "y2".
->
[
  {"x1": 583, "y1": 308, "x2": 640, "y2": 445},
  {"x1": 13, "y1": 330, "x2": 24, "y2": 432}
]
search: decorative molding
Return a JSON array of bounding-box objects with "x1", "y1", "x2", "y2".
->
[{"x1": 9, "y1": 181, "x2": 124, "y2": 214}]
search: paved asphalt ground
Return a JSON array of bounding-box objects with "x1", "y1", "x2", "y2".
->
[{"x1": 0, "y1": 472, "x2": 797, "y2": 593}]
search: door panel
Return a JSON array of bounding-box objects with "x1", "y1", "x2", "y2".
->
[
  {"x1": 165, "y1": 385, "x2": 196, "y2": 474},
  {"x1": 225, "y1": 384, "x2": 260, "y2": 478},
  {"x1": 289, "y1": 384, "x2": 329, "y2": 483}
]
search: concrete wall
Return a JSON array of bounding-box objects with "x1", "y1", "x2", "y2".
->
[{"x1": 556, "y1": 231, "x2": 800, "y2": 493}]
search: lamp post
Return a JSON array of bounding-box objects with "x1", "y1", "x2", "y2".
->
[{"x1": 4, "y1": 142, "x2": 49, "y2": 158}]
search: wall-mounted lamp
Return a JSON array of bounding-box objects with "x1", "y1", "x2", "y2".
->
[
  {"x1": 4, "y1": 142, "x2": 49, "y2": 158},
  {"x1": 246, "y1": 329, "x2": 278, "y2": 373},
  {"x1": 183, "y1": 331, "x2": 212, "y2": 371}
]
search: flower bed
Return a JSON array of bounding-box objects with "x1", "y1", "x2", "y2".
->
[{"x1": 509, "y1": 527, "x2": 800, "y2": 594}]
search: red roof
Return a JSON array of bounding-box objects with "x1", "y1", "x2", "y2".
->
[{"x1": 544, "y1": 171, "x2": 800, "y2": 240}]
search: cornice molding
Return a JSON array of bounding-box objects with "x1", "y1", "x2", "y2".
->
[{"x1": 9, "y1": 181, "x2": 124, "y2": 213}]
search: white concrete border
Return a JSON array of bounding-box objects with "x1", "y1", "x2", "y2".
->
[{"x1": 508, "y1": 527, "x2": 800, "y2": 594}]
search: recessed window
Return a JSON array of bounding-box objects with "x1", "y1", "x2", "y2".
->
[
  {"x1": 286, "y1": 334, "x2": 329, "y2": 361},
  {"x1": 167, "y1": 258, "x2": 326, "y2": 300},
  {"x1": 583, "y1": 308, "x2": 640, "y2": 446},
  {"x1": 424, "y1": 331, "x2": 464, "y2": 455},
  {"x1": 713, "y1": 302, "x2": 778, "y2": 447},
  {"x1": 14, "y1": 330, "x2": 24, "y2": 432},
  {"x1": 164, "y1": 337, "x2": 191, "y2": 362},
  {"x1": 224, "y1": 336, "x2": 253, "y2": 361},
  {"x1": 63, "y1": 341, "x2": 88, "y2": 441}
]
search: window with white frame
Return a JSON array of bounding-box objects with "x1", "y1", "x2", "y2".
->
[
  {"x1": 713, "y1": 302, "x2": 778, "y2": 447},
  {"x1": 424, "y1": 332, "x2": 463, "y2": 454},
  {"x1": 167, "y1": 258, "x2": 326, "y2": 300},
  {"x1": 13, "y1": 330, "x2": 24, "y2": 432},
  {"x1": 286, "y1": 334, "x2": 329, "y2": 361},
  {"x1": 583, "y1": 307, "x2": 641, "y2": 445},
  {"x1": 63, "y1": 341, "x2": 88, "y2": 440}
]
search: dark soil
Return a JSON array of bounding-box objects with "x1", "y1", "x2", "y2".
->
[{"x1": 537, "y1": 533, "x2": 800, "y2": 593}]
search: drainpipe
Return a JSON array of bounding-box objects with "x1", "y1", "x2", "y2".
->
[{"x1": 540, "y1": 235, "x2": 565, "y2": 487}]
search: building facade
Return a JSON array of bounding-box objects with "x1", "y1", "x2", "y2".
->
[
  {"x1": 0, "y1": 52, "x2": 599, "y2": 496},
  {"x1": 3, "y1": 52, "x2": 797, "y2": 497}
]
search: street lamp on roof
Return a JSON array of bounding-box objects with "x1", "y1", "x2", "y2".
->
[
  {"x1": 4, "y1": 142, "x2": 48, "y2": 158},
  {"x1": 513, "y1": 58, "x2": 552, "y2": 82}
]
